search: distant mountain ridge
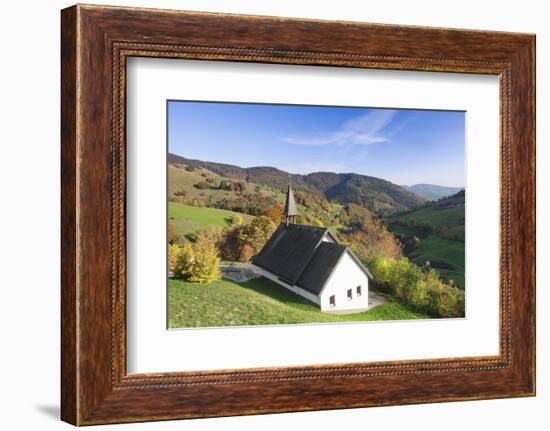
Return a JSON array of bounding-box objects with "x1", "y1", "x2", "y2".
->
[
  {"x1": 168, "y1": 153, "x2": 426, "y2": 214},
  {"x1": 401, "y1": 183, "x2": 464, "y2": 201}
]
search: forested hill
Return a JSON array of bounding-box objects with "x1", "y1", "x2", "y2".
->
[{"x1": 168, "y1": 153, "x2": 426, "y2": 215}]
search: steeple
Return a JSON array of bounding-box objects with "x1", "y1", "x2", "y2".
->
[{"x1": 282, "y1": 178, "x2": 297, "y2": 225}]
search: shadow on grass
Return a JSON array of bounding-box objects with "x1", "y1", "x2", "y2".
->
[{"x1": 237, "y1": 277, "x2": 318, "y2": 308}]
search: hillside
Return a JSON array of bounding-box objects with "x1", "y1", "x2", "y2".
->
[
  {"x1": 310, "y1": 172, "x2": 425, "y2": 213},
  {"x1": 169, "y1": 152, "x2": 316, "y2": 192},
  {"x1": 168, "y1": 202, "x2": 254, "y2": 240},
  {"x1": 386, "y1": 190, "x2": 465, "y2": 288},
  {"x1": 168, "y1": 277, "x2": 428, "y2": 328},
  {"x1": 168, "y1": 163, "x2": 285, "y2": 210},
  {"x1": 169, "y1": 153, "x2": 425, "y2": 215},
  {"x1": 402, "y1": 183, "x2": 463, "y2": 201}
]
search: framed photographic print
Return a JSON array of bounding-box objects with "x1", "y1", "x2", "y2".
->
[{"x1": 61, "y1": 4, "x2": 535, "y2": 425}]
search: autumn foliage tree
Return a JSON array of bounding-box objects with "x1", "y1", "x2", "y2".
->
[
  {"x1": 339, "y1": 204, "x2": 402, "y2": 262},
  {"x1": 168, "y1": 223, "x2": 179, "y2": 244},
  {"x1": 173, "y1": 243, "x2": 195, "y2": 280},
  {"x1": 262, "y1": 204, "x2": 284, "y2": 224},
  {"x1": 168, "y1": 243, "x2": 180, "y2": 273},
  {"x1": 231, "y1": 213, "x2": 244, "y2": 226},
  {"x1": 173, "y1": 229, "x2": 221, "y2": 283},
  {"x1": 188, "y1": 231, "x2": 222, "y2": 283},
  {"x1": 218, "y1": 215, "x2": 276, "y2": 262}
]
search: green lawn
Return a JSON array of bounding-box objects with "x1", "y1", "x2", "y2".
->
[
  {"x1": 390, "y1": 206, "x2": 464, "y2": 232},
  {"x1": 168, "y1": 202, "x2": 254, "y2": 238},
  {"x1": 386, "y1": 204, "x2": 465, "y2": 289},
  {"x1": 386, "y1": 223, "x2": 417, "y2": 237},
  {"x1": 409, "y1": 235, "x2": 465, "y2": 289},
  {"x1": 168, "y1": 277, "x2": 430, "y2": 328}
]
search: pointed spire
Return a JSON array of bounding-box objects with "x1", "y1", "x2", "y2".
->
[{"x1": 283, "y1": 176, "x2": 297, "y2": 225}]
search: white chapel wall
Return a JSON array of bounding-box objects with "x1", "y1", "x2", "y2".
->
[{"x1": 320, "y1": 252, "x2": 370, "y2": 311}]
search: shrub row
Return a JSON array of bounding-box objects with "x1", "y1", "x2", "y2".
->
[{"x1": 369, "y1": 256, "x2": 465, "y2": 318}]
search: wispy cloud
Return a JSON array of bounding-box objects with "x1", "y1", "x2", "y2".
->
[{"x1": 282, "y1": 109, "x2": 399, "y2": 147}]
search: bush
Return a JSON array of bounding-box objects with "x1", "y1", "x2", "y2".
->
[
  {"x1": 168, "y1": 243, "x2": 180, "y2": 273},
  {"x1": 423, "y1": 269, "x2": 465, "y2": 317},
  {"x1": 173, "y1": 230, "x2": 222, "y2": 283},
  {"x1": 194, "y1": 181, "x2": 210, "y2": 190},
  {"x1": 187, "y1": 198, "x2": 204, "y2": 207},
  {"x1": 173, "y1": 243, "x2": 195, "y2": 280},
  {"x1": 218, "y1": 216, "x2": 276, "y2": 262},
  {"x1": 368, "y1": 256, "x2": 465, "y2": 318},
  {"x1": 231, "y1": 213, "x2": 244, "y2": 226},
  {"x1": 168, "y1": 223, "x2": 179, "y2": 244},
  {"x1": 339, "y1": 204, "x2": 402, "y2": 262},
  {"x1": 219, "y1": 180, "x2": 245, "y2": 192},
  {"x1": 239, "y1": 244, "x2": 254, "y2": 262},
  {"x1": 198, "y1": 225, "x2": 223, "y2": 245},
  {"x1": 312, "y1": 218, "x2": 325, "y2": 227},
  {"x1": 369, "y1": 255, "x2": 391, "y2": 285},
  {"x1": 387, "y1": 258, "x2": 423, "y2": 301},
  {"x1": 237, "y1": 216, "x2": 276, "y2": 256},
  {"x1": 217, "y1": 224, "x2": 241, "y2": 262},
  {"x1": 187, "y1": 231, "x2": 222, "y2": 283}
]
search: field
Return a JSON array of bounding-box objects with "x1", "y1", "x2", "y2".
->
[
  {"x1": 169, "y1": 164, "x2": 285, "y2": 206},
  {"x1": 168, "y1": 277, "x2": 429, "y2": 328},
  {"x1": 168, "y1": 202, "x2": 253, "y2": 239},
  {"x1": 408, "y1": 235, "x2": 465, "y2": 288},
  {"x1": 390, "y1": 206, "x2": 465, "y2": 240},
  {"x1": 386, "y1": 192, "x2": 465, "y2": 289}
]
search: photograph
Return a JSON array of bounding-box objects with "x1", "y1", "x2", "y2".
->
[
  {"x1": 52, "y1": 3, "x2": 536, "y2": 426},
  {"x1": 167, "y1": 101, "x2": 466, "y2": 329}
]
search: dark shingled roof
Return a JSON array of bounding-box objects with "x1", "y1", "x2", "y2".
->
[
  {"x1": 296, "y1": 242, "x2": 347, "y2": 295},
  {"x1": 252, "y1": 224, "x2": 329, "y2": 284},
  {"x1": 253, "y1": 223, "x2": 372, "y2": 295}
]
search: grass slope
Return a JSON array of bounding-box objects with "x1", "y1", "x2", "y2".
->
[
  {"x1": 169, "y1": 202, "x2": 253, "y2": 238},
  {"x1": 168, "y1": 277, "x2": 429, "y2": 328},
  {"x1": 386, "y1": 191, "x2": 465, "y2": 288},
  {"x1": 169, "y1": 164, "x2": 285, "y2": 206},
  {"x1": 392, "y1": 206, "x2": 465, "y2": 239},
  {"x1": 408, "y1": 235, "x2": 465, "y2": 288}
]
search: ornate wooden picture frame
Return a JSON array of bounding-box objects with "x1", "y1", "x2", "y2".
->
[{"x1": 61, "y1": 4, "x2": 535, "y2": 425}]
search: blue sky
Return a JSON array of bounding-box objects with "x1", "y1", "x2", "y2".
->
[{"x1": 168, "y1": 101, "x2": 465, "y2": 187}]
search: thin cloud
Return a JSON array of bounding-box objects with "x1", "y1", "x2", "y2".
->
[{"x1": 282, "y1": 109, "x2": 398, "y2": 147}]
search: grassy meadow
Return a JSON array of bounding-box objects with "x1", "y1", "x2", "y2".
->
[
  {"x1": 408, "y1": 235, "x2": 465, "y2": 288},
  {"x1": 168, "y1": 277, "x2": 429, "y2": 328},
  {"x1": 386, "y1": 193, "x2": 465, "y2": 289},
  {"x1": 169, "y1": 202, "x2": 253, "y2": 239}
]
